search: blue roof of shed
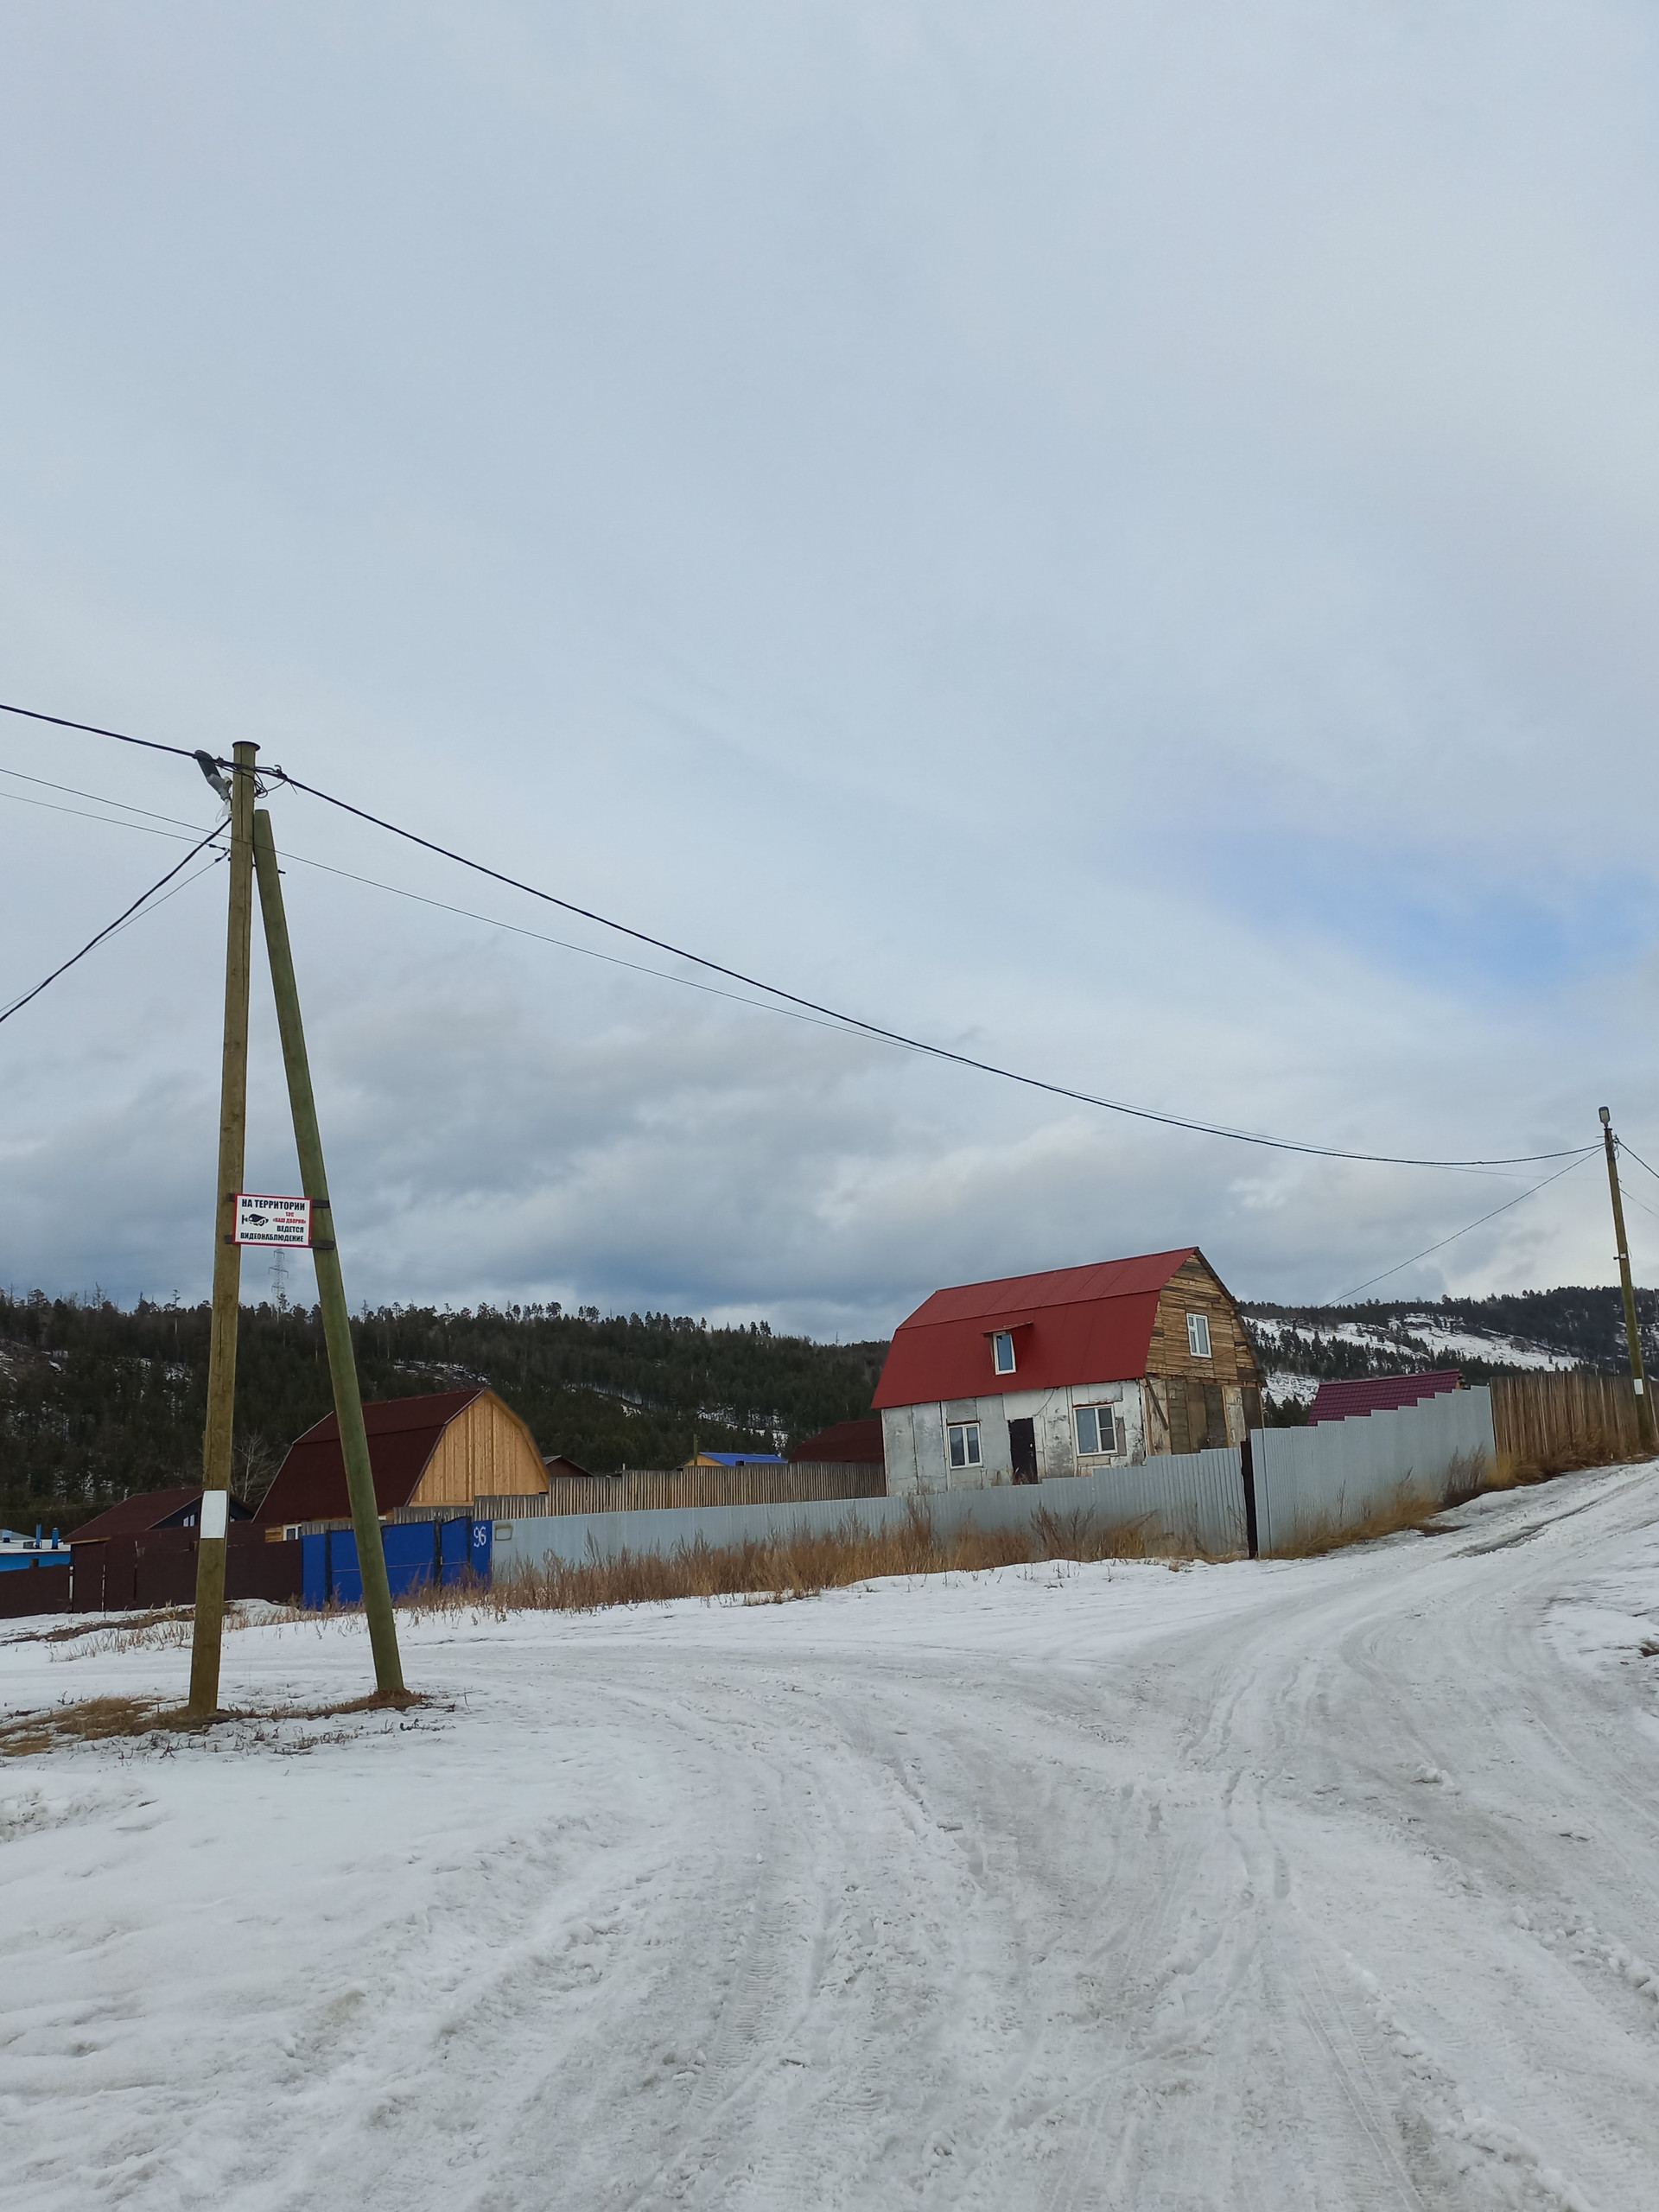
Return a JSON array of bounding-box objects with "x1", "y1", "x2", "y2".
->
[{"x1": 702, "y1": 1452, "x2": 786, "y2": 1465}]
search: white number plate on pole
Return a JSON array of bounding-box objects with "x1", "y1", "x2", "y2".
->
[{"x1": 233, "y1": 1193, "x2": 314, "y2": 1246}]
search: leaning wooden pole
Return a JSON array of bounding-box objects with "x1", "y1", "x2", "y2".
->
[
  {"x1": 252, "y1": 810, "x2": 404, "y2": 1694},
  {"x1": 188, "y1": 741, "x2": 258, "y2": 1718},
  {"x1": 1600, "y1": 1107, "x2": 1656, "y2": 1453}
]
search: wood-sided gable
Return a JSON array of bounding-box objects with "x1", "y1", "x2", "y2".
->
[
  {"x1": 407, "y1": 1391, "x2": 547, "y2": 1510},
  {"x1": 1143, "y1": 1252, "x2": 1263, "y2": 1454},
  {"x1": 1146, "y1": 1252, "x2": 1258, "y2": 1385}
]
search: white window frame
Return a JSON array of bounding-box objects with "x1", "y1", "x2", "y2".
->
[
  {"x1": 947, "y1": 1420, "x2": 982, "y2": 1470},
  {"x1": 1186, "y1": 1313, "x2": 1212, "y2": 1359},
  {"x1": 991, "y1": 1331, "x2": 1016, "y2": 1376},
  {"x1": 1074, "y1": 1404, "x2": 1117, "y2": 1458}
]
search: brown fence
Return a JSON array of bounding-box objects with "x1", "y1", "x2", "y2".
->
[
  {"x1": 69, "y1": 1528, "x2": 303, "y2": 1613},
  {"x1": 0, "y1": 1565, "x2": 73, "y2": 1621},
  {"x1": 1489, "y1": 1371, "x2": 1649, "y2": 1473},
  {"x1": 479, "y1": 1459, "x2": 887, "y2": 1521}
]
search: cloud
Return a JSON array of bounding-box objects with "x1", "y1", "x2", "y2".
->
[{"x1": 2, "y1": 2, "x2": 1656, "y2": 1325}]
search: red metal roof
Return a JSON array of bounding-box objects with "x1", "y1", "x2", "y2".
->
[
  {"x1": 1307, "y1": 1371, "x2": 1460, "y2": 1425},
  {"x1": 71, "y1": 1487, "x2": 254, "y2": 1543},
  {"x1": 255, "y1": 1389, "x2": 486, "y2": 1525},
  {"x1": 873, "y1": 1249, "x2": 1200, "y2": 1408}
]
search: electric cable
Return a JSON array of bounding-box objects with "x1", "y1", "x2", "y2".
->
[
  {"x1": 0, "y1": 786, "x2": 222, "y2": 844},
  {"x1": 3, "y1": 777, "x2": 854, "y2": 1033},
  {"x1": 0, "y1": 823, "x2": 226, "y2": 1027},
  {"x1": 1324, "y1": 1151, "x2": 1598, "y2": 1306},
  {"x1": 270, "y1": 766, "x2": 1595, "y2": 1173},
  {"x1": 1615, "y1": 1139, "x2": 1659, "y2": 1188},
  {"x1": 270, "y1": 845, "x2": 874, "y2": 1038},
  {"x1": 0, "y1": 698, "x2": 221, "y2": 765},
  {"x1": 0, "y1": 760, "x2": 215, "y2": 834},
  {"x1": 0, "y1": 694, "x2": 1601, "y2": 1171},
  {"x1": 101, "y1": 848, "x2": 227, "y2": 942}
]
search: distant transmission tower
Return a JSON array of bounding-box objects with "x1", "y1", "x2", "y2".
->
[{"x1": 269, "y1": 1247, "x2": 290, "y2": 1312}]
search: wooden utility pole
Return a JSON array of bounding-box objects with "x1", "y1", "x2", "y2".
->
[
  {"x1": 252, "y1": 810, "x2": 404, "y2": 1694},
  {"x1": 188, "y1": 741, "x2": 257, "y2": 1718},
  {"x1": 1599, "y1": 1106, "x2": 1656, "y2": 1453}
]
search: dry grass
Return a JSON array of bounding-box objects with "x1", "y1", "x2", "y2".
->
[
  {"x1": 1269, "y1": 1483, "x2": 1445, "y2": 1560},
  {"x1": 1488, "y1": 1423, "x2": 1632, "y2": 1489},
  {"x1": 390, "y1": 1500, "x2": 1179, "y2": 1618},
  {"x1": 0, "y1": 1686, "x2": 428, "y2": 1759}
]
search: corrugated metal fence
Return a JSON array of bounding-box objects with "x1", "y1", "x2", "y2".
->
[
  {"x1": 492, "y1": 1390, "x2": 1502, "y2": 1573},
  {"x1": 1251, "y1": 1386, "x2": 1497, "y2": 1554},
  {"x1": 496, "y1": 1446, "x2": 1249, "y2": 1572}
]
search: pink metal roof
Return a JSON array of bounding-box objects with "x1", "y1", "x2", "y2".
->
[
  {"x1": 1307, "y1": 1371, "x2": 1460, "y2": 1425},
  {"x1": 873, "y1": 1249, "x2": 1199, "y2": 1409}
]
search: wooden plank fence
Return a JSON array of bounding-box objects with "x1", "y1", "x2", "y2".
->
[
  {"x1": 1488, "y1": 1371, "x2": 1648, "y2": 1472},
  {"x1": 479, "y1": 1460, "x2": 887, "y2": 1521}
]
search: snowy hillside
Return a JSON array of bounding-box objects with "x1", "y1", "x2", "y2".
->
[
  {"x1": 5, "y1": 1462, "x2": 1659, "y2": 2208},
  {"x1": 1246, "y1": 1310, "x2": 1582, "y2": 1409},
  {"x1": 1237, "y1": 1282, "x2": 1659, "y2": 1411}
]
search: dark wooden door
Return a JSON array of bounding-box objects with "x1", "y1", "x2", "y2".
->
[{"x1": 1009, "y1": 1416, "x2": 1039, "y2": 1484}]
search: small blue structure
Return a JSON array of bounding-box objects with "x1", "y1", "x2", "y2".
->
[{"x1": 300, "y1": 1516, "x2": 493, "y2": 1608}]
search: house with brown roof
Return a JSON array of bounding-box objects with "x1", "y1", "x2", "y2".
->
[
  {"x1": 874, "y1": 1248, "x2": 1263, "y2": 1492},
  {"x1": 256, "y1": 1388, "x2": 546, "y2": 1529},
  {"x1": 72, "y1": 1486, "x2": 255, "y2": 1543}
]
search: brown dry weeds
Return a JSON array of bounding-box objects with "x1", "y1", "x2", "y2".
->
[
  {"x1": 0, "y1": 1686, "x2": 428, "y2": 1759},
  {"x1": 389, "y1": 1500, "x2": 1181, "y2": 1621}
]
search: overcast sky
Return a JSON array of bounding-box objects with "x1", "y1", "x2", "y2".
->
[{"x1": 4, "y1": 2, "x2": 1659, "y2": 1337}]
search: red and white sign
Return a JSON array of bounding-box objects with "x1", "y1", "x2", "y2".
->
[{"x1": 233, "y1": 1193, "x2": 314, "y2": 1247}]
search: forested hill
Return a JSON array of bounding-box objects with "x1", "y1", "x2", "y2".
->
[
  {"x1": 7, "y1": 1280, "x2": 1651, "y2": 1530},
  {"x1": 0, "y1": 1293, "x2": 888, "y2": 1532},
  {"x1": 1241, "y1": 1283, "x2": 1658, "y2": 1415}
]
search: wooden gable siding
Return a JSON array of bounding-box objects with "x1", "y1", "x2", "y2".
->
[
  {"x1": 408, "y1": 1393, "x2": 547, "y2": 1510},
  {"x1": 1145, "y1": 1255, "x2": 1263, "y2": 1453},
  {"x1": 1147, "y1": 1255, "x2": 1260, "y2": 1385}
]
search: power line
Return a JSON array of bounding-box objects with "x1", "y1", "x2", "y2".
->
[
  {"x1": 0, "y1": 698, "x2": 223, "y2": 766},
  {"x1": 0, "y1": 786, "x2": 220, "y2": 844},
  {"x1": 270, "y1": 766, "x2": 1596, "y2": 1173},
  {"x1": 1325, "y1": 1151, "x2": 1597, "y2": 1306},
  {"x1": 270, "y1": 845, "x2": 874, "y2": 1038},
  {"x1": 1616, "y1": 1139, "x2": 1659, "y2": 1188},
  {"x1": 0, "y1": 695, "x2": 1600, "y2": 1172},
  {"x1": 7, "y1": 775, "x2": 861, "y2": 1037},
  {"x1": 0, "y1": 823, "x2": 226, "y2": 1027},
  {"x1": 0, "y1": 760, "x2": 215, "y2": 834}
]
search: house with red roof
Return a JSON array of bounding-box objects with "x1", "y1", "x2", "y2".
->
[{"x1": 873, "y1": 1248, "x2": 1264, "y2": 1492}]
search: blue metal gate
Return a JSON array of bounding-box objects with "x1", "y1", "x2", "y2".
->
[{"x1": 300, "y1": 1516, "x2": 493, "y2": 1607}]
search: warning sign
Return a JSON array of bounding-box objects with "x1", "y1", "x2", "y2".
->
[{"x1": 233, "y1": 1193, "x2": 314, "y2": 1247}]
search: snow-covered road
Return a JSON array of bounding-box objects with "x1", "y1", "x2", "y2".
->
[{"x1": 6, "y1": 1463, "x2": 1659, "y2": 2210}]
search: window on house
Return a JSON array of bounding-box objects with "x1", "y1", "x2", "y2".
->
[
  {"x1": 991, "y1": 1331, "x2": 1016, "y2": 1376},
  {"x1": 1187, "y1": 1313, "x2": 1212, "y2": 1358},
  {"x1": 948, "y1": 1421, "x2": 982, "y2": 1469},
  {"x1": 1075, "y1": 1405, "x2": 1117, "y2": 1457}
]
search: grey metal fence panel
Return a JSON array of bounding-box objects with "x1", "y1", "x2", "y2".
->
[
  {"x1": 494, "y1": 1444, "x2": 1248, "y2": 1573},
  {"x1": 1251, "y1": 1386, "x2": 1496, "y2": 1556}
]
